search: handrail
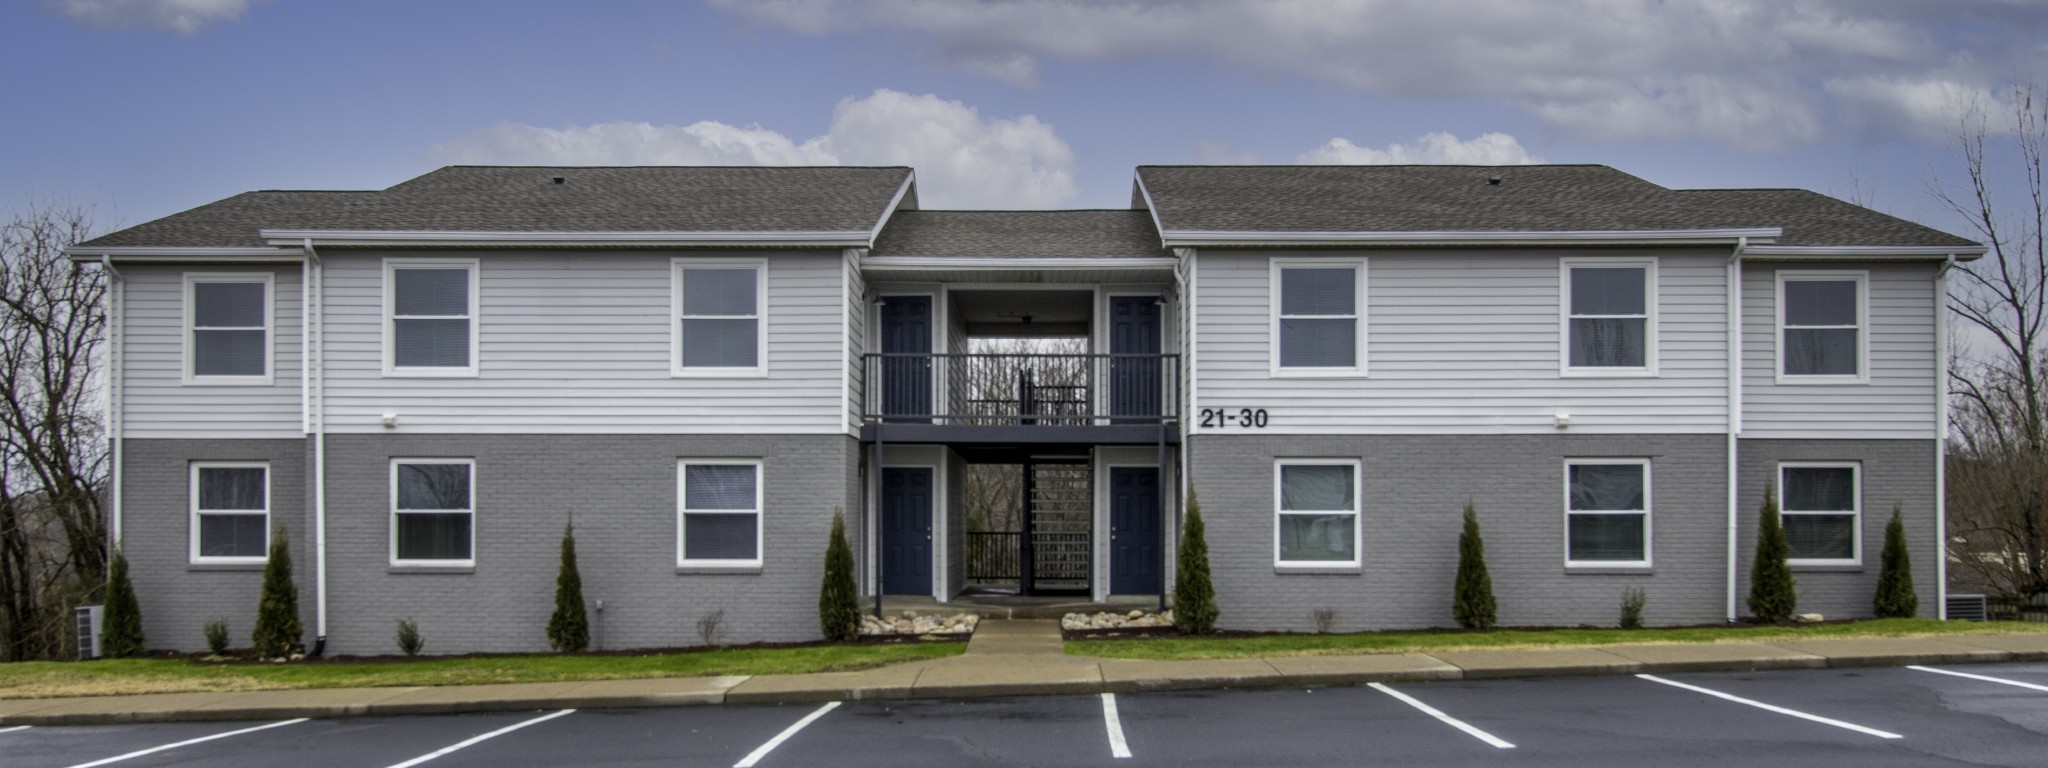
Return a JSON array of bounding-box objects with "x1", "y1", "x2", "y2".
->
[{"x1": 861, "y1": 352, "x2": 1180, "y2": 425}]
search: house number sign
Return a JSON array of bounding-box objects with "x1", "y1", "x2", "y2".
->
[{"x1": 1199, "y1": 408, "x2": 1269, "y2": 428}]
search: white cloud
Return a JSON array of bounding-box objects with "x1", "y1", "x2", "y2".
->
[
  {"x1": 1297, "y1": 132, "x2": 1542, "y2": 165},
  {"x1": 1825, "y1": 76, "x2": 2007, "y2": 142},
  {"x1": 53, "y1": 0, "x2": 255, "y2": 33},
  {"x1": 707, "y1": 0, "x2": 2048, "y2": 149},
  {"x1": 427, "y1": 89, "x2": 1077, "y2": 209}
]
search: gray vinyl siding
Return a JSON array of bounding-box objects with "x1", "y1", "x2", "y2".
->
[
  {"x1": 1192, "y1": 248, "x2": 1732, "y2": 435},
  {"x1": 317, "y1": 250, "x2": 845, "y2": 434},
  {"x1": 1741, "y1": 262, "x2": 1939, "y2": 439},
  {"x1": 844, "y1": 249, "x2": 867, "y2": 435},
  {"x1": 119, "y1": 265, "x2": 303, "y2": 439}
]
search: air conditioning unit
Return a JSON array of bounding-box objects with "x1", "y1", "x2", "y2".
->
[
  {"x1": 1947, "y1": 593, "x2": 1988, "y2": 622},
  {"x1": 75, "y1": 604, "x2": 103, "y2": 659}
]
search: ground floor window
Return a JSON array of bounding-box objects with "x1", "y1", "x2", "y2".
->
[
  {"x1": 191, "y1": 462, "x2": 269, "y2": 563},
  {"x1": 1566, "y1": 459, "x2": 1650, "y2": 567},
  {"x1": 1781, "y1": 462, "x2": 1860, "y2": 565},
  {"x1": 1275, "y1": 459, "x2": 1361, "y2": 567},
  {"x1": 392, "y1": 459, "x2": 475, "y2": 566},
  {"x1": 679, "y1": 460, "x2": 763, "y2": 567}
]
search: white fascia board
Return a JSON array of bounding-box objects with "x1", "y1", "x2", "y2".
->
[
  {"x1": 1132, "y1": 171, "x2": 1170, "y2": 249},
  {"x1": 1158, "y1": 227, "x2": 1783, "y2": 247},
  {"x1": 260, "y1": 229, "x2": 873, "y2": 248},
  {"x1": 867, "y1": 172, "x2": 917, "y2": 245},
  {"x1": 1740, "y1": 244, "x2": 1987, "y2": 261},
  {"x1": 860, "y1": 256, "x2": 1179, "y2": 269},
  {"x1": 64, "y1": 246, "x2": 306, "y2": 263}
]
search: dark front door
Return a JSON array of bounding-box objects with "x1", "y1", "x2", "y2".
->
[
  {"x1": 1110, "y1": 296, "x2": 1162, "y2": 423},
  {"x1": 1109, "y1": 466, "x2": 1162, "y2": 595},
  {"x1": 880, "y1": 296, "x2": 933, "y2": 422},
  {"x1": 881, "y1": 467, "x2": 934, "y2": 596}
]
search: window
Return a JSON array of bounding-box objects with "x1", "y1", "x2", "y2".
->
[
  {"x1": 679, "y1": 461, "x2": 764, "y2": 567},
  {"x1": 191, "y1": 462, "x2": 269, "y2": 563},
  {"x1": 673, "y1": 260, "x2": 766, "y2": 375},
  {"x1": 1778, "y1": 272, "x2": 1866, "y2": 380},
  {"x1": 1781, "y1": 463, "x2": 1860, "y2": 565},
  {"x1": 385, "y1": 260, "x2": 478, "y2": 375},
  {"x1": 1566, "y1": 460, "x2": 1651, "y2": 567},
  {"x1": 1274, "y1": 460, "x2": 1361, "y2": 567},
  {"x1": 1271, "y1": 259, "x2": 1365, "y2": 374},
  {"x1": 391, "y1": 460, "x2": 475, "y2": 566},
  {"x1": 1563, "y1": 260, "x2": 1655, "y2": 373},
  {"x1": 186, "y1": 274, "x2": 271, "y2": 382}
]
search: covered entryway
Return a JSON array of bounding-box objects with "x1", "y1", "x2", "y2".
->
[{"x1": 1109, "y1": 466, "x2": 1163, "y2": 595}]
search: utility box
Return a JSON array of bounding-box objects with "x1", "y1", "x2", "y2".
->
[{"x1": 75, "y1": 604, "x2": 102, "y2": 659}]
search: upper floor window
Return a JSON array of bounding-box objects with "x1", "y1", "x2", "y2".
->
[
  {"x1": 191, "y1": 462, "x2": 269, "y2": 564},
  {"x1": 1563, "y1": 259, "x2": 1655, "y2": 374},
  {"x1": 1566, "y1": 459, "x2": 1651, "y2": 568},
  {"x1": 1271, "y1": 259, "x2": 1365, "y2": 375},
  {"x1": 1275, "y1": 459, "x2": 1361, "y2": 567},
  {"x1": 385, "y1": 260, "x2": 478, "y2": 376},
  {"x1": 1778, "y1": 272, "x2": 1866, "y2": 381},
  {"x1": 673, "y1": 259, "x2": 766, "y2": 376},
  {"x1": 186, "y1": 274, "x2": 271, "y2": 383},
  {"x1": 1781, "y1": 462, "x2": 1860, "y2": 565},
  {"x1": 392, "y1": 459, "x2": 475, "y2": 566}
]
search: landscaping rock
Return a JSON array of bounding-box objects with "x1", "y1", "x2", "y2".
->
[
  {"x1": 860, "y1": 612, "x2": 978, "y2": 637},
  {"x1": 1063, "y1": 609, "x2": 1172, "y2": 631}
]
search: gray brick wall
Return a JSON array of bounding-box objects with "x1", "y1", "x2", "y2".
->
[
  {"x1": 1735, "y1": 438, "x2": 1938, "y2": 620},
  {"x1": 119, "y1": 439, "x2": 307, "y2": 654}
]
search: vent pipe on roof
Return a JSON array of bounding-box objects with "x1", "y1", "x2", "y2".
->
[
  {"x1": 1487, "y1": 175, "x2": 1503, "y2": 186},
  {"x1": 553, "y1": 176, "x2": 566, "y2": 185}
]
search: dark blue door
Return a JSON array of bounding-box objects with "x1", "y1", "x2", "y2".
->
[
  {"x1": 881, "y1": 296, "x2": 933, "y2": 422},
  {"x1": 1110, "y1": 296, "x2": 1162, "y2": 423},
  {"x1": 1110, "y1": 467, "x2": 1162, "y2": 595},
  {"x1": 882, "y1": 467, "x2": 933, "y2": 596}
]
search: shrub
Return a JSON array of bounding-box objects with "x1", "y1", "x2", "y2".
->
[
  {"x1": 203, "y1": 619, "x2": 229, "y2": 656},
  {"x1": 251, "y1": 527, "x2": 302, "y2": 659},
  {"x1": 1174, "y1": 493, "x2": 1219, "y2": 634},
  {"x1": 99, "y1": 550, "x2": 144, "y2": 658},
  {"x1": 546, "y1": 520, "x2": 589, "y2": 653},
  {"x1": 1620, "y1": 588, "x2": 1647, "y2": 629},
  {"x1": 819, "y1": 508, "x2": 861, "y2": 642},
  {"x1": 697, "y1": 610, "x2": 725, "y2": 647},
  {"x1": 1747, "y1": 484, "x2": 1797, "y2": 623},
  {"x1": 1875, "y1": 505, "x2": 1919, "y2": 619},
  {"x1": 396, "y1": 619, "x2": 424, "y2": 657},
  {"x1": 1454, "y1": 503, "x2": 1497, "y2": 630}
]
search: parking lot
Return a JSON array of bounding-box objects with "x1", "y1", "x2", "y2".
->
[{"x1": 7, "y1": 662, "x2": 2048, "y2": 767}]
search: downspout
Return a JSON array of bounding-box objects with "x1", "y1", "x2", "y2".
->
[
  {"x1": 101, "y1": 255, "x2": 123, "y2": 556},
  {"x1": 1725, "y1": 238, "x2": 1747, "y2": 624},
  {"x1": 305, "y1": 238, "x2": 328, "y2": 654},
  {"x1": 1936, "y1": 254, "x2": 1954, "y2": 619}
]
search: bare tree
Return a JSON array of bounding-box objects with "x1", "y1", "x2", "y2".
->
[
  {"x1": 0, "y1": 203, "x2": 107, "y2": 660},
  {"x1": 1938, "y1": 83, "x2": 2048, "y2": 599}
]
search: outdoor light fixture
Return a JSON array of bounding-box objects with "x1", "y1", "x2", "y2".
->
[
  {"x1": 1554, "y1": 413, "x2": 1570, "y2": 429},
  {"x1": 382, "y1": 413, "x2": 400, "y2": 428}
]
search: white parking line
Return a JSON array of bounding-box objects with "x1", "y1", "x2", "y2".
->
[
  {"x1": 1636, "y1": 674, "x2": 1903, "y2": 739},
  {"x1": 1368, "y1": 683, "x2": 1516, "y2": 749},
  {"x1": 1101, "y1": 693, "x2": 1133, "y2": 758},
  {"x1": 0, "y1": 725, "x2": 31, "y2": 734},
  {"x1": 1910, "y1": 665, "x2": 2048, "y2": 693},
  {"x1": 62, "y1": 718, "x2": 307, "y2": 768},
  {"x1": 384, "y1": 709, "x2": 576, "y2": 768},
  {"x1": 734, "y1": 701, "x2": 840, "y2": 768}
]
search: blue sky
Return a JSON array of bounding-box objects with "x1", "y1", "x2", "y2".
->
[{"x1": 4, "y1": 0, "x2": 2043, "y2": 239}]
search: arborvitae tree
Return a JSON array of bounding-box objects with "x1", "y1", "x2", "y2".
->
[
  {"x1": 1174, "y1": 493, "x2": 1219, "y2": 634},
  {"x1": 1453, "y1": 503, "x2": 1498, "y2": 630},
  {"x1": 819, "y1": 508, "x2": 861, "y2": 642},
  {"x1": 99, "y1": 550, "x2": 144, "y2": 658},
  {"x1": 251, "y1": 527, "x2": 302, "y2": 659},
  {"x1": 1875, "y1": 505, "x2": 1919, "y2": 619},
  {"x1": 1748, "y1": 484, "x2": 1798, "y2": 623},
  {"x1": 547, "y1": 520, "x2": 589, "y2": 652}
]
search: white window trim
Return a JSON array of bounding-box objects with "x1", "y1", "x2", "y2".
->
[
  {"x1": 1273, "y1": 458, "x2": 1364, "y2": 568},
  {"x1": 1563, "y1": 458, "x2": 1653, "y2": 569},
  {"x1": 1269, "y1": 257, "x2": 1367, "y2": 378},
  {"x1": 189, "y1": 461, "x2": 270, "y2": 565},
  {"x1": 182, "y1": 272, "x2": 275, "y2": 385},
  {"x1": 1775, "y1": 270, "x2": 1870, "y2": 385},
  {"x1": 1780, "y1": 461, "x2": 1863, "y2": 566},
  {"x1": 389, "y1": 458, "x2": 476, "y2": 568},
  {"x1": 672, "y1": 258, "x2": 769, "y2": 377},
  {"x1": 382, "y1": 258, "x2": 480, "y2": 377},
  {"x1": 1559, "y1": 257, "x2": 1659, "y2": 377},
  {"x1": 677, "y1": 459, "x2": 766, "y2": 568}
]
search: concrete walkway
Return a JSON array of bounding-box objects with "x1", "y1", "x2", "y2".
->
[{"x1": 7, "y1": 623, "x2": 2048, "y2": 726}]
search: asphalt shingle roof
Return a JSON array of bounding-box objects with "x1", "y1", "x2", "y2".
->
[
  {"x1": 870, "y1": 210, "x2": 1170, "y2": 258},
  {"x1": 1136, "y1": 165, "x2": 1978, "y2": 248},
  {"x1": 79, "y1": 166, "x2": 915, "y2": 248}
]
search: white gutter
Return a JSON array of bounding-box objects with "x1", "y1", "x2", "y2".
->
[
  {"x1": 1158, "y1": 227, "x2": 1782, "y2": 247},
  {"x1": 1725, "y1": 238, "x2": 1747, "y2": 623},
  {"x1": 1741, "y1": 245, "x2": 1987, "y2": 260},
  {"x1": 101, "y1": 256, "x2": 123, "y2": 554},
  {"x1": 64, "y1": 247, "x2": 305, "y2": 263},
  {"x1": 1936, "y1": 254, "x2": 1954, "y2": 619},
  {"x1": 305, "y1": 238, "x2": 329, "y2": 647},
  {"x1": 260, "y1": 229, "x2": 873, "y2": 248},
  {"x1": 860, "y1": 256, "x2": 1179, "y2": 270}
]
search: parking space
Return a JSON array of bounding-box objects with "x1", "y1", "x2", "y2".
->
[{"x1": 8, "y1": 663, "x2": 2048, "y2": 767}]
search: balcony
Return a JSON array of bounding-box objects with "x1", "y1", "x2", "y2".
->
[{"x1": 860, "y1": 352, "x2": 1181, "y2": 445}]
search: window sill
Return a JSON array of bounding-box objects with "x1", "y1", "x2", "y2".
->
[
  {"x1": 1273, "y1": 565, "x2": 1361, "y2": 575},
  {"x1": 187, "y1": 562, "x2": 265, "y2": 572},
  {"x1": 1790, "y1": 563, "x2": 1864, "y2": 573},
  {"x1": 388, "y1": 565, "x2": 475, "y2": 575},
  {"x1": 671, "y1": 369, "x2": 769, "y2": 379},
  {"x1": 1269, "y1": 370, "x2": 1367, "y2": 379},
  {"x1": 182, "y1": 378, "x2": 276, "y2": 387},
  {"x1": 1565, "y1": 566, "x2": 1653, "y2": 575},
  {"x1": 1773, "y1": 376, "x2": 1869, "y2": 386},
  {"x1": 1560, "y1": 369, "x2": 1658, "y2": 379},
  {"x1": 676, "y1": 565, "x2": 764, "y2": 575}
]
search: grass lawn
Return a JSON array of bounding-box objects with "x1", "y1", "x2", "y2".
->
[
  {"x1": 1066, "y1": 619, "x2": 2048, "y2": 661},
  {"x1": 0, "y1": 641, "x2": 964, "y2": 699}
]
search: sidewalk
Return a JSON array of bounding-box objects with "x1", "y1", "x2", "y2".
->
[{"x1": 7, "y1": 621, "x2": 2048, "y2": 726}]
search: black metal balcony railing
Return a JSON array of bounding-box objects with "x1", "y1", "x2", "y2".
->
[{"x1": 862, "y1": 353, "x2": 1179, "y2": 425}]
